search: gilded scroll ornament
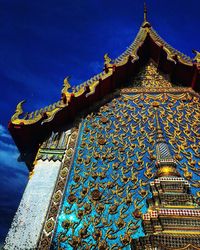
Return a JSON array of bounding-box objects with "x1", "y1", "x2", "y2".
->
[
  {"x1": 193, "y1": 49, "x2": 200, "y2": 63},
  {"x1": 104, "y1": 53, "x2": 112, "y2": 65}
]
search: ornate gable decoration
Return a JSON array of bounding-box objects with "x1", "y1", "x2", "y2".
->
[{"x1": 133, "y1": 61, "x2": 172, "y2": 88}]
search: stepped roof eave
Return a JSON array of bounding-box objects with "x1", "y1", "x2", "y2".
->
[
  {"x1": 8, "y1": 21, "x2": 200, "y2": 168},
  {"x1": 114, "y1": 21, "x2": 193, "y2": 65}
]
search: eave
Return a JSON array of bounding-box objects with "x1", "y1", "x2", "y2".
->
[{"x1": 8, "y1": 21, "x2": 200, "y2": 169}]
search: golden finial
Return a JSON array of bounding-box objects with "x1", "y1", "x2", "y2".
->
[
  {"x1": 192, "y1": 49, "x2": 200, "y2": 63},
  {"x1": 142, "y1": 2, "x2": 151, "y2": 28},
  {"x1": 62, "y1": 76, "x2": 71, "y2": 94},
  {"x1": 104, "y1": 53, "x2": 112, "y2": 66},
  {"x1": 144, "y1": 2, "x2": 147, "y2": 22},
  {"x1": 63, "y1": 76, "x2": 71, "y2": 88},
  {"x1": 11, "y1": 100, "x2": 26, "y2": 122}
]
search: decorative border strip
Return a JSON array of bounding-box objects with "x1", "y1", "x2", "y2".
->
[
  {"x1": 143, "y1": 209, "x2": 200, "y2": 220},
  {"x1": 37, "y1": 148, "x2": 66, "y2": 161},
  {"x1": 37, "y1": 125, "x2": 79, "y2": 249},
  {"x1": 121, "y1": 87, "x2": 195, "y2": 94}
]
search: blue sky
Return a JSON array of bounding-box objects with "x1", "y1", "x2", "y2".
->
[{"x1": 0, "y1": 0, "x2": 199, "y2": 245}]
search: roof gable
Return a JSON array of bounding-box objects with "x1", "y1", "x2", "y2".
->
[{"x1": 8, "y1": 18, "x2": 200, "y2": 168}]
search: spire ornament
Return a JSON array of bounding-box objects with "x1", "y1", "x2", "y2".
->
[
  {"x1": 155, "y1": 110, "x2": 180, "y2": 177},
  {"x1": 144, "y1": 2, "x2": 147, "y2": 22},
  {"x1": 142, "y1": 2, "x2": 151, "y2": 28}
]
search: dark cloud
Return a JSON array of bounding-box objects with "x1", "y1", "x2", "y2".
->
[{"x1": 0, "y1": 124, "x2": 28, "y2": 244}]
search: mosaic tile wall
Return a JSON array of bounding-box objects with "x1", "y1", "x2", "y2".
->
[{"x1": 51, "y1": 92, "x2": 200, "y2": 249}]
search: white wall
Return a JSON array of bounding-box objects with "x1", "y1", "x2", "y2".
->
[{"x1": 4, "y1": 159, "x2": 62, "y2": 249}]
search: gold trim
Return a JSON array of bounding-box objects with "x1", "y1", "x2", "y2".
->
[
  {"x1": 164, "y1": 205, "x2": 197, "y2": 209},
  {"x1": 163, "y1": 231, "x2": 200, "y2": 235}
]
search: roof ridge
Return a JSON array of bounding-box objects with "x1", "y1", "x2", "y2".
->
[
  {"x1": 150, "y1": 27, "x2": 192, "y2": 63},
  {"x1": 113, "y1": 24, "x2": 193, "y2": 65},
  {"x1": 10, "y1": 22, "x2": 199, "y2": 126}
]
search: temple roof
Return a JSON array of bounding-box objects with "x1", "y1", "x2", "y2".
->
[
  {"x1": 8, "y1": 10, "x2": 200, "y2": 168},
  {"x1": 114, "y1": 24, "x2": 192, "y2": 64}
]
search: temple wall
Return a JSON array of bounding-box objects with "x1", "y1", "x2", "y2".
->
[
  {"x1": 4, "y1": 159, "x2": 62, "y2": 249},
  {"x1": 50, "y1": 91, "x2": 200, "y2": 249}
]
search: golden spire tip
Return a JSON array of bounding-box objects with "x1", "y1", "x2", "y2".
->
[{"x1": 144, "y1": 2, "x2": 147, "y2": 22}]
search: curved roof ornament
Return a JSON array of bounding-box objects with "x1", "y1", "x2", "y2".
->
[
  {"x1": 193, "y1": 50, "x2": 200, "y2": 63},
  {"x1": 11, "y1": 100, "x2": 26, "y2": 122},
  {"x1": 61, "y1": 76, "x2": 73, "y2": 103},
  {"x1": 104, "y1": 53, "x2": 112, "y2": 67},
  {"x1": 62, "y1": 76, "x2": 71, "y2": 94}
]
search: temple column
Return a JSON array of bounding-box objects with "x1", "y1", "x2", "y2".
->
[
  {"x1": 4, "y1": 160, "x2": 62, "y2": 249},
  {"x1": 4, "y1": 129, "x2": 72, "y2": 249}
]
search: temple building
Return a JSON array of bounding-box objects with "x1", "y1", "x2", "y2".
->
[{"x1": 4, "y1": 4, "x2": 200, "y2": 250}]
